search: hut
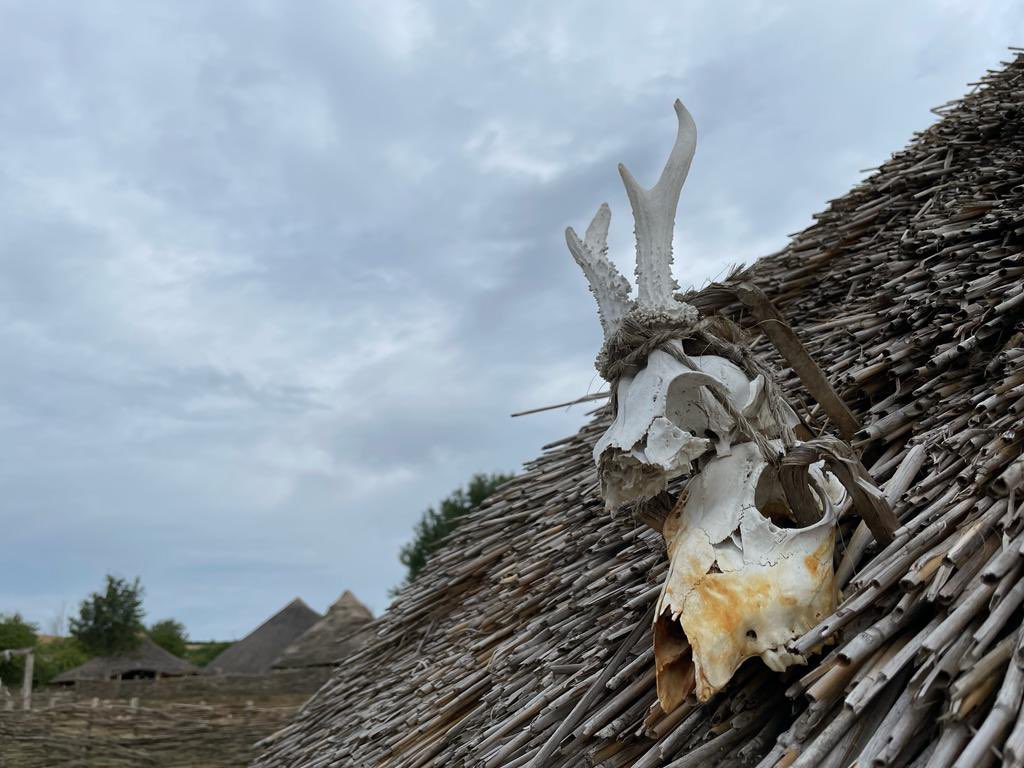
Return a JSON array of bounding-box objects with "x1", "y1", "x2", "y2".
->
[
  {"x1": 204, "y1": 598, "x2": 320, "y2": 676},
  {"x1": 273, "y1": 590, "x2": 374, "y2": 670},
  {"x1": 52, "y1": 637, "x2": 198, "y2": 684},
  {"x1": 255, "y1": 53, "x2": 1024, "y2": 767}
]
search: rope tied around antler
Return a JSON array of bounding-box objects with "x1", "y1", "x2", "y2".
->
[{"x1": 597, "y1": 310, "x2": 699, "y2": 382}]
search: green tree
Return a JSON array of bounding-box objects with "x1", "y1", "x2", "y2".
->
[
  {"x1": 0, "y1": 614, "x2": 90, "y2": 687},
  {"x1": 184, "y1": 641, "x2": 233, "y2": 667},
  {"x1": 396, "y1": 472, "x2": 512, "y2": 589},
  {"x1": 69, "y1": 575, "x2": 145, "y2": 656},
  {"x1": 0, "y1": 612, "x2": 37, "y2": 650},
  {"x1": 0, "y1": 613, "x2": 38, "y2": 686},
  {"x1": 148, "y1": 619, "x2": 188, "y2": 657}
]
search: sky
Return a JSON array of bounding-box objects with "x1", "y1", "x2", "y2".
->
[{"x1": 0, "y1": 1, "x2": 1021, "y2": 641}]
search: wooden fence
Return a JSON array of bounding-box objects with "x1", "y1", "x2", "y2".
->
[
  {"x1": 55, "y1": 667, "x2": 331, "y2": 705},
  {"x1": 0, "y1": 698, "x2": 296, "y2": 767}
]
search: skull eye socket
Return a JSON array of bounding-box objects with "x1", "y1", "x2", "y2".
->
[
  {"x1": 754, "y1": 466, "x2": 826, "y2": 529},
  {"x1": 663, "y1": 376, "x2": 721, "y2": 440},
  {"x1": 754, "y1": 466, "x2": 794, "y2": 526}
]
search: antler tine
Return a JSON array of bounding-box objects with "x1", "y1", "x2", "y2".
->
[
  {"x1": 565, "y1": 203, "x2": 634, "y2": 339},
  {"x1": 584, "y1": 200, "x2": 612, "y2": 254},
  {"x1": 618, "y1": 99, "x2": 697, "y2": 310}
]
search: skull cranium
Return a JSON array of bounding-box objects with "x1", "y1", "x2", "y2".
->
[{"x1": 595, "y1": 344, "x2": 793, "y2": 509}]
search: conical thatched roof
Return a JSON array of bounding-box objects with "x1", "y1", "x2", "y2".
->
[
  {"x1": 52, "y1": 636, "x2": 198, "y2": 683},
  {"x1": 255, "y1": 53, "x2": 1024, "y2": 767},
  {"x1": 205, "y1": 598, "x2": 320, "y2": 676},
  {"x1": 273, "y1": 590, "x2": 374, "y2": 670}
]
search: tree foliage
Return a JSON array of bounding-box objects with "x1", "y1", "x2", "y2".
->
[
  {"x1": 0, "y1": 612, "x2": 37, "y2": 651},
  {"x1": 184, "y1": 641, "x2": 233, "y2": 667},
  {"x1": 0, "y1": 614, "x2": 88, "y2": 687},
  {"x1": 69, "y1": 575, "x2": 146, "y2": 656},
  {"x1": 148, "y1": 618, "x2": 188, "y2": 658},
  {"x1": 397, "y1": 472, "x2": 512, "y2": 589},
  {"x1": 33, "y1": 638, "x2": 89, "y2": 686},
  {"x1": 0, "y1": 613, "x2": 38, "y2": 686}
]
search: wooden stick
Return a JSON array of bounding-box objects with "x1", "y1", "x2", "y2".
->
[{"x1": 732, "y1": 281, "x2": 860, "y2": 441}]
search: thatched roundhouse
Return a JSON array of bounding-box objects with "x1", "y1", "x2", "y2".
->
[
  {"x1": 52, "y1": 637, "x2": 198, "y2": 684},
  {"x1": 273, "y1": 590, "x2": 373, "y2": 670},
  {"x1": 256, "y1": 53, "x2": 1024, "y2": 767},
  {"x1": 205, "y1": 598, "x2": 320, "y2": 676}
]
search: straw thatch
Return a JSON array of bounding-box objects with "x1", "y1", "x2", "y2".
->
[
  {"x1": 255, "y1": 51, "x2": 1024, "y2": 768},
  {"x1": 273, "y1": 590, "x2": 374, "y2": 670},
  {"x1": 51, "y1": 637, "x2": 198, "y2": 684},
  {"x1": 205, "y1": 598, "x2": 320, "y2": 676}
]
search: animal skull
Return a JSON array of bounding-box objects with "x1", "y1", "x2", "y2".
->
[
  {"x1": 594, "y1": 344, "x2": 793, "y2": 508},
  {"x1": 654, "y1": 441, "x2": 845, "y2": 704},
  {"x1": 565, "y1": 100, "x2": 846, "y2": 706}
]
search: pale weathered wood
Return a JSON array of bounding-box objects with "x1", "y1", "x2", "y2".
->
[{"x1": 21, "y1": 651, "x2": 33, "y2": 712}]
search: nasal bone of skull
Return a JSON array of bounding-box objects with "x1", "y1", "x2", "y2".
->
[{"x1": 653, "y1": 441, "x2": 843, "y2": 707}]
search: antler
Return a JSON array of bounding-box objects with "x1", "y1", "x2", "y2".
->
[
  {"x1": 619, "y1": 99, "x2": 696, "y2": 310},
  {"x1": 566, "y1": 99, "x2": 698, "y2": 336},
  {"x1": 565, "y1": 203, "x2": 634, "y2": 339}
]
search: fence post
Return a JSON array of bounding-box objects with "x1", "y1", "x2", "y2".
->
[
  {"x1": 130, "y1": 696, "x2": 139, "y2": 744},
  {"x1": 21, "y1": 651, "x2": 33, "y2": 711},
  {"x1": 82, "y1": 697, "x2": 98, "y2": 764}
]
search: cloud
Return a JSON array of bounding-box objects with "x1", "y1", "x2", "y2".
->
[{"x1": 0, "y1": 0, "x2": 1020, "y2": 638}]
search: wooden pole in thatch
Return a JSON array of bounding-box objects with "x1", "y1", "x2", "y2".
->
[{"x1": 732, "y1": 281, "x2": 861, "y2": 441}]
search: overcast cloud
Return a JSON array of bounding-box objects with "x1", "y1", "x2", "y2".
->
[{"x1": 1, "y1": 1, "x2": 1021, "y2": 639}]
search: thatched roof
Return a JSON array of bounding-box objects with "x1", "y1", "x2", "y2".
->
[
  {"x1": 273, "y1": 590, "x2": 374, "y2": 670},
  {"x1": 52, "y1": 637, "x2": 198, "y2": 683},
  {"x1": 205, "y1": 598, "x2": 320, "y2": 676},
  {"x1": 255, "y1": 52, "x2": 1024, "y2": 767}
]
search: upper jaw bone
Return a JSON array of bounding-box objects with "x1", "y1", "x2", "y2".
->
[{"x1": 654, "y1": 441, "x2": 844, "y2": 706}]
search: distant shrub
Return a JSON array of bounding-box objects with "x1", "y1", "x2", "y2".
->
[
  {"x1": 33, "y1": 637, "x2": 89, "y2": 686},
  {"x1": 0, "y1": 613, "x2": 38, "y2": 686},
  {"x1": 184, "y1": 641, "x2": 233, "y2": 667},
  {"x1": 0, "y1": 612, "x2": 37, "y2": 651},
  {"x1": 0, "y1": 614, "x2": 88, "y2": 687},
  {"x1": 396, "y1": 472, "x2": 513, "y2": 590}
]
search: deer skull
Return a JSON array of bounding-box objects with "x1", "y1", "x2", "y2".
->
[
  {"x1": 594, "y1": 345, "x2": 790, "y2": 508},
  {"x1": 565, "y1": 100, "x2": 845, "y2": 706},
  {"x1": 653, "y1": 441, "x2": 845, "y2": 703}
]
